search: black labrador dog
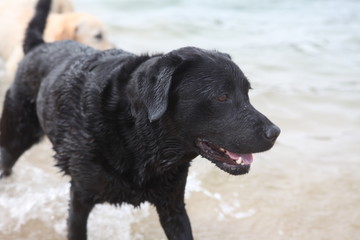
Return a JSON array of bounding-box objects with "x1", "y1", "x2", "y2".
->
[{"x1": 0, "y1": 0, "x2": 280, "y2": 239}]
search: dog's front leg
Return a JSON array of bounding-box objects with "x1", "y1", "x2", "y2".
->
[
  {"x1": 67, "y1": 182, "x2": 96, "y2": 240},
  {"x1": 156, "y1": 201, "x2": 193, "y2": 240}
]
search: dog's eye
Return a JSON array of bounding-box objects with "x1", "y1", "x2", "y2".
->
[
  {"x1": 94, "y1": 33, "x2": 103, "y2": 41},
  {"x1": 216, "y1": 94, "x2": 229, "y2": 102}
]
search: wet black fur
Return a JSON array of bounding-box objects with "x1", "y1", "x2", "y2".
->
[{"x1": 0, "y1": 0, "x2": 280, "y2": 239}]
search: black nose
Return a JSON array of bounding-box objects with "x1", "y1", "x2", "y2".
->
[{"x1": 264, "y1": 125, "x2": 281, "y2": 143}]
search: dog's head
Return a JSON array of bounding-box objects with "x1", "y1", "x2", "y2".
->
[
  {"x1": 128, "y1": 47, "x2": 280, "y2": 175},
  {"x1": 47, "y1": 12, "x2": 114, "y2": 50}
]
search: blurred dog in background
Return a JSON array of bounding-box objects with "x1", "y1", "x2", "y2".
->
[
  {"x1": 1, "y1": 0, "x2": 74, "y2": 13},
  {"x1": 0, "y1": 0, "x2": 113, "y2": 81}
]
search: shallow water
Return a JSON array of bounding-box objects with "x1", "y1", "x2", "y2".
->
[{"x1": 1, "y1": 0, "x2": 360, "y2": 239}]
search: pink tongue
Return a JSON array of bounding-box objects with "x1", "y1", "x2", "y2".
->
[{"x1": 226, "y1": 151, "x2": 254, "y2": 165}]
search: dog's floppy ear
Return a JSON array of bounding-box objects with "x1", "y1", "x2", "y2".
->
[
  {"x1": 129, "y1": 54, "x2": 184, "y2": 122},
  {"x1": 143, "y1": 62, "x2": 177, "y2": 122}
]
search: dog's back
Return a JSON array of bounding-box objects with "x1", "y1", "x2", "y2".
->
[{"x1": 18, "y1": 0, "x2": 98, "y2": 98}]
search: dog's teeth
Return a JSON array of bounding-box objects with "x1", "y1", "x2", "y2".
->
[
  {"x1": 219, "y1": 148, "x2": 225, "y2": 152},
  {"x1": 236, "y1": 159, "x2": 242, "y2": 165}
]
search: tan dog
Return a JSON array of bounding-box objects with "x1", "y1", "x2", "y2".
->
[
  {"x1": 44, "y1": 12, "x2": 113, "y2": 50},
  {"x1": 0, "y1": 0, "x2": 113, "y2": 81}
]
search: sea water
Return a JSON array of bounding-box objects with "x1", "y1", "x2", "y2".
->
[{"x1": 0, "y1": 0, "x2": 359, "y2": 239}]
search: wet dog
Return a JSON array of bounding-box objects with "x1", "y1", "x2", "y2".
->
[{"x1": 0, "y1": 0, "x2": 280, "y2": 239}]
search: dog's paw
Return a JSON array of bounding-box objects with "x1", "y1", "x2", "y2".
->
[
  {"x1": 0, "y1": 147, "x2": 14, "y2": 179},
  {"x1": 0, "y1": 169, "x2": 12, "y2": 179}
]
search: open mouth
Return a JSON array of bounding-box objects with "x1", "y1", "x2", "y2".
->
[{"x1": 195, "y1": 139, "x2": 253, "y2": 175}]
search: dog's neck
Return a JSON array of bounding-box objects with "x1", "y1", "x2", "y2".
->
[{"x1": 129, "y1": 113, "x2": 197, "y2": 183}]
